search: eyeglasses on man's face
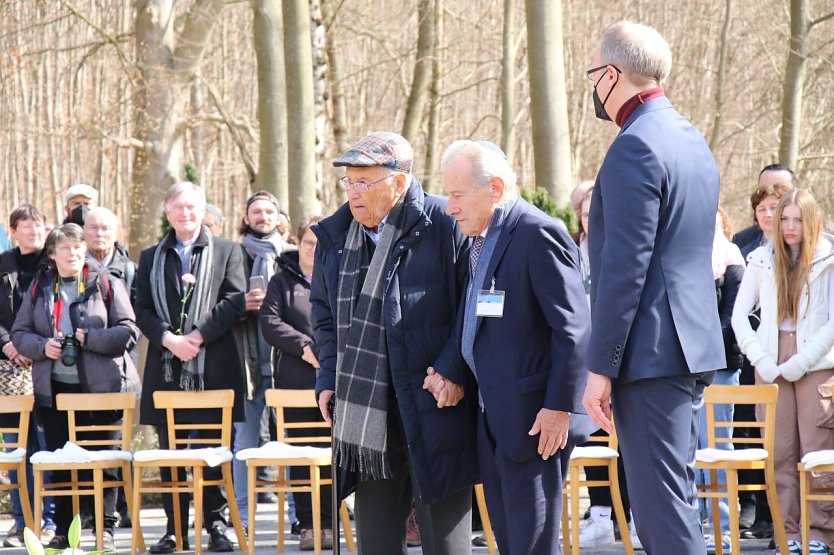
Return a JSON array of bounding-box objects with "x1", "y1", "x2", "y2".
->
[
  {"x1": 586, "y1": 64, "x2": 622, "y2": 82},
  {"x1": 338, "y1": 172, "x2": 398, "y2": 192}
]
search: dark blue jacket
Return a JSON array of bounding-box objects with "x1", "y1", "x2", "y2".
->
[
  {"x1": 588, "y1": 96, "x2": 725, "y2": 382},
  {"x1": 311, "y1": 179, "x2": 478, "y2": 505},
  {"x1": 462, "y1": 198, "x2": 595, "y2": 462}
]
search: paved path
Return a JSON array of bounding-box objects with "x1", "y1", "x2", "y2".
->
[{"x1": 0, "y1": 502, "x2": 776, "y2": 554}]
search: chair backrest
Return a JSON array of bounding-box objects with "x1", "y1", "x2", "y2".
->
[
  {"x1": 703, "y1": 384, "x2": 778, "y2": 453},
  {"x1": 0, "y1": 395, "x2": 34, "y2": 451},
  {"x1": 265, "y1": 389, "x2": 329, "y2": 446},
  {"x1": 56, "y1": 392, "x2": 137, "y2": 451},
  {"x1": 153, "y1": 389, "x2": 235, "y2": 449}
]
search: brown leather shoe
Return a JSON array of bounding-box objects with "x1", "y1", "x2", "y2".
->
[
  {"x1": 321, "y1": 529, "x2": 334, "y2": 549},
  {"x1": 299, "y1": 529, "x2": 315, "y2": 551}
]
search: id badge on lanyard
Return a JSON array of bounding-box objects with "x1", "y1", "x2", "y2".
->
[{"x1": 476, "y1": 277, "x2": 505, "y2": 318}]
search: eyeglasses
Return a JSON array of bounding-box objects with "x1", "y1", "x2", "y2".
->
[
  {"x1": 338, "y1": 173, "x2": 398, "y2": 192},
  {"x1": 586, "y1": 64, "x2": 622, "y2": 82}
]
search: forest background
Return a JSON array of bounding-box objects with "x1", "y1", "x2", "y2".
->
[{"x1": 1, "y1": 0, "x2": 833, "y2": 255}]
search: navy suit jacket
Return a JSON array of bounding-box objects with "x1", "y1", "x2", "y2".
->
[
  {"x1": 588, "y1": 96, "x2": 725, "y2": 383},
  {"x1": 464, "y1": 198, "x2": 595, "y2": 462}
]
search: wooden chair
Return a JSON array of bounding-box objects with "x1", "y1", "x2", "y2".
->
[
  {"x1": 473, "y1": 484, "x2": 497, "y2": 554},
  {"x1": 131, "y1": 390, "x2": 246, "y2": 555},
  {"x1": 31, "y1": 392, "x2": 139, "y2": 552},
  {"x1": 235, "y1": 389, "x2": 354, "y2": 555},
  {"x1": 798, "y1": 450, "x2": 834, "y2": 554},
  {"x1": 561, "y1": 421, "x2": 632, "y2": 555},
  {"x1": 695, "y1": 384, "x2": 788, "y2": 555},
  {"x1": 0, "y1": 395, "x2": 35, "y2": 532}
]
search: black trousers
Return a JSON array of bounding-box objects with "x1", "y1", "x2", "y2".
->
[
  {"x1": 584, "y1": 429, "x2": 631, "y2": 517},
  {"x1": 285, "y1": 407, "x2": 333, "y2": 529},
  {"x1": 155, "y1": 423, "x2": 228, "y2": 536},
  {"x1": 38, "y1": 381, "x2": 122, "y2": 536}
]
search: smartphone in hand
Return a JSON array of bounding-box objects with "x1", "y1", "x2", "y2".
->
[{"x1": 249, "y1": 275, "x2": 266, "y2": 292}]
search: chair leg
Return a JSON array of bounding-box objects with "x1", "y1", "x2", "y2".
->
[
  {"x1": 800, "y1": 467, "x2": 811, "y2": 555},
  {"x1": 71, "y1": 469, "x2": 80, "y2": 519},
  {"x1": 610, "y1": 461, "x2": 633, "y2": 555},
  {"x1": 94, "y1": 469, "x2": 105, "y2": 552},
  {"x1": 172, "y1": 466, "x2": 184, "y2": 553},
  {"x1": 474, "y1": 485, "x2": 496, "y2": 554},
  {"x1": 223, "y1": 463, "x2": 247, "y2": 553},
  {"x1": 726, "y1": 470, "x2": 741, "y2": 555},
  {"x1": 766, "y1": 463, "x2": 790, "y2": 555},
  {"x1": 18, "y1": 461, "x2": 34, "y2": 531},
  {"x1": 277, "y1": 471, "x2": 285, "y2": 553},
  {"x1": 569, "y1": 465, "x2": 581, "y2": 555},
  {"x1": 131, "y1": 465, "x2": 144, "y2": 555},
  {"x1": 194, "y1": 466, "x2": 204, "y2": 555},
  {"x1": 710, "y1": 469, "x2": 723, "y2": 555},
  {"x1": 560, "y1": 488, "x2": 570, "y2": 555},
  {"x1": 339, "y1": 501, "x2": 355, "y2": 552},
  {"x1": 33, "y1": 466, "x2": 43, "y2": 541},
  {"x1": 311, "y1": 465, "x2": 321, "y2": 555},
  {"x1": 122, "y1": 463, "x2": 145, "y2": 552},
  {"x1": 247, "y1": 464, "x2": 256, "y2": 555}
]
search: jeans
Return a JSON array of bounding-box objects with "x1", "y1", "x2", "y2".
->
[
  {"x1": 232, "y1": 379, "x2": 268, "y2": 526},
  {"x1": 696, "y1": 369, "x2": 740, "y2": 536},
  {"x1": 5, "y1": 414, "x2": 56, "y2": 530}
]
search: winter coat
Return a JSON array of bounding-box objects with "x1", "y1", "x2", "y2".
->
[
  {"x1": 259, "y1": 250, "x2": 315, "y2": 390},
  {"x1": 88, "y1": 243, "x2": 137, "y2": 305},
  {"x1": 134, "y1": 228, "x2": 247, "y2": 425},
  {"x1": 310, "y1": 179, "x2": 479, "y2": 506},
  {"x1": 11, "y1": 261, "x2": 140, "y2": 407},
  {"x1": 0, "y1": 248, "x2": 48, "y2": 352}
]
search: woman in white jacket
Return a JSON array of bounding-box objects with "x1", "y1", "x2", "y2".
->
[{"x1": 732, "y1": 189, "x2": 834, "y2": 554}]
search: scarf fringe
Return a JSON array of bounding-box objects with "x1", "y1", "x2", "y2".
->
[{"x1": 335, "y1": 440, "x2": 391, "y2": 481}]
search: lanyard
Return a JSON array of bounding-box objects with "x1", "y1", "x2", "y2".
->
[{"x1": 53, "y1": 268, "x2": 86, "y2": 335}]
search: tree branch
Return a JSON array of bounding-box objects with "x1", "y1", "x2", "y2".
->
[
  {"x1": 201, "y1": 77, "x2": 257, "y2": 183},
  {"x1": 811, "y1": 10, "x2": 834, "y2": 28},
  {"x1": 172, "y1": 0, "x2": 226, "y2": 78}
]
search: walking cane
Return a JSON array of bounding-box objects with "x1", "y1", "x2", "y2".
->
[{"x1": 329, "y1": 398, "x2": 341, "y2": 555}]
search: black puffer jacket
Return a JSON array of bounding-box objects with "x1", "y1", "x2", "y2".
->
[{"x1": 259, "y1": 251, "x2": 316, "y2": 390}]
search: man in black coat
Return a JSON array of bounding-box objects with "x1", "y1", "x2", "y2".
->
[
  {"x1": 135, "y1": 182, "x2": 246, "y2": 554},
  {"x1": 312, "y1": 132, "x2": 477, "y2": 555}
]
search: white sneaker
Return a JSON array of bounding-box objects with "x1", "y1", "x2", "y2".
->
[
  {"x1": 630, "y1": 520, "x2": 644, "y2": 551},
  {"x1": 578, "y1": 516, "x2": 615, "y2": 547}
]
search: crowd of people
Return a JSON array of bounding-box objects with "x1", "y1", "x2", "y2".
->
[{"x1": 1, "y1": 18, "x2": 833, "y2": 555}]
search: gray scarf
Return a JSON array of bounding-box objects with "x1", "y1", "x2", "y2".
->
[
  {"x1": 241, "y1": 231, "x2": 283, "y2": 284},
  {"x1": 333, "y1": 198, "x2": 406, "y2": 481},
  {"x1": 150, "y1": 233, "x2": 214, "y2": 390}
]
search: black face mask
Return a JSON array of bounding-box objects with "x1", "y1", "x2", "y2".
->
[
  {"x1": 66, "y1": 204, "x2": 89, "y2": 226},
  {"x1": 592, "y1": 71, "x2": 618, "y2": 122}
]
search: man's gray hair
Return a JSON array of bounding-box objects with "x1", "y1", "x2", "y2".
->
[
  {"x1": 440, "y1": 140, "x2": 517, "y2": 192},
  {"x1": 599, "y1": 21, "x2": 672, "y2": 85},
  {"x1": 84, "y1": 206, "x2": 119, "y2": 229},
  {"x1": 205, "y1": 204, "x2": 224, "y2": 223},
  {"x1": 164, "y1": 181, "x2": 206, "y2": 209}
]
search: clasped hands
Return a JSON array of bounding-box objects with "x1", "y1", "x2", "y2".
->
[
  {"x1": 163, "y1": 329, "x2": 204, "y2": 362},
  {"x1": 422, "y1": 367, "x2": 464, "y2": 408}
]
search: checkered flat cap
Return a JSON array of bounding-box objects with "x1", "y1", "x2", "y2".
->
[{"x1": 333, "y1": 132, "x2": 413, "y2": 173}]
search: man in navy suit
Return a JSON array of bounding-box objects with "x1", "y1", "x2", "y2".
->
[
  {"x1": 581, "y1": 22, "x2": 725, "y2": 554},
  {"x1": 426, "y1": 140, "x2": 593, "y2": 554}
]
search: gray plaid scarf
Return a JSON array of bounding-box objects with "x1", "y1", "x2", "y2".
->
[
  {"x1": 150, "y1": 233, "x2": 214, "y2": 391},
  {"x1": 333, "y1": 198, "x2": 406, "y2": 481}
]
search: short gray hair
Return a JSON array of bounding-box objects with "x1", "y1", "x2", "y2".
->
[
  {"x1": 204, "y1": 204, "x2": 224, "y2": 223},
  {"x1": 599, "y1": 21, "x2": 672, "y2": 85},
  {"x1": 84, "y1": 206, "x2": 118, "y2": 230},
  {"x1": 164, "y1": 181, "x2": 206, "y2": 209},
  {"x1": 440, "y1": 140, "x2": 517, "y2": 192}
]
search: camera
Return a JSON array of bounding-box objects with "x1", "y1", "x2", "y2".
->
[{"x1": 60, "y1": 334, "x2": 80, "y2": 367}]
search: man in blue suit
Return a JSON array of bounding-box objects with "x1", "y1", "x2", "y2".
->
[
  {"x1": 426, "y1": 140, "x2": 593, "y2": 554},
  {"x1": 581, "y1": 22, "x2": 725, "y2": 554}
]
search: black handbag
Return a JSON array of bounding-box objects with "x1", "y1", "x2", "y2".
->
[{"x1": 0, "y1": 359, "x2": 33, "y2": 396}]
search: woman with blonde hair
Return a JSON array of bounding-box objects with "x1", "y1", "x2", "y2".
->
[{"x1": 732, "y1": 189, "x2": 834, "y2": 554}]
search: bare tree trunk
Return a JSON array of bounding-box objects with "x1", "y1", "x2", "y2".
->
[
  {"x1": 282, "y1": 0, "x2": 318, "y2": 221},
  {"x1": 401, "y1": 0, "x2": 435, "y2": 145},
  {"x1": 253, "y1": 0, "x2": 288, "y2": 207},
  {"x1": 709, "y1": 0, "x2": 731, "y2": 151},
  {"x1": 423, "y1": 0, "x2": 443, "y2": 192},
  {"x1": 778, "y1": 0, "x2": 809, "y2": 170},
  {"x1": 310, "y1": 0, "x2": 327, "y2": 201},
  {"x1": 321, "y1": 0, "x2": 348, "y2": 212},
  {"x1": 525, "y1": 0, "x2": 572, "y2": 204},
  {"x1": 501, "y1": 0, "x2": 516, "y2": 164}
]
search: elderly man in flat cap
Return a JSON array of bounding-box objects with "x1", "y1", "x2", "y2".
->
[{"x1": 311, "y1": 132, "x2": 477, "y2": 554}]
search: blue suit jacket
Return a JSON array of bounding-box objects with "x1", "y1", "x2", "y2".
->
[
  {"x1": 588, "y1": 96, "x2": 725, "y2": 383},
  {"x1": 464, "y1": 198, "x2": 595, "y2": 462}
]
